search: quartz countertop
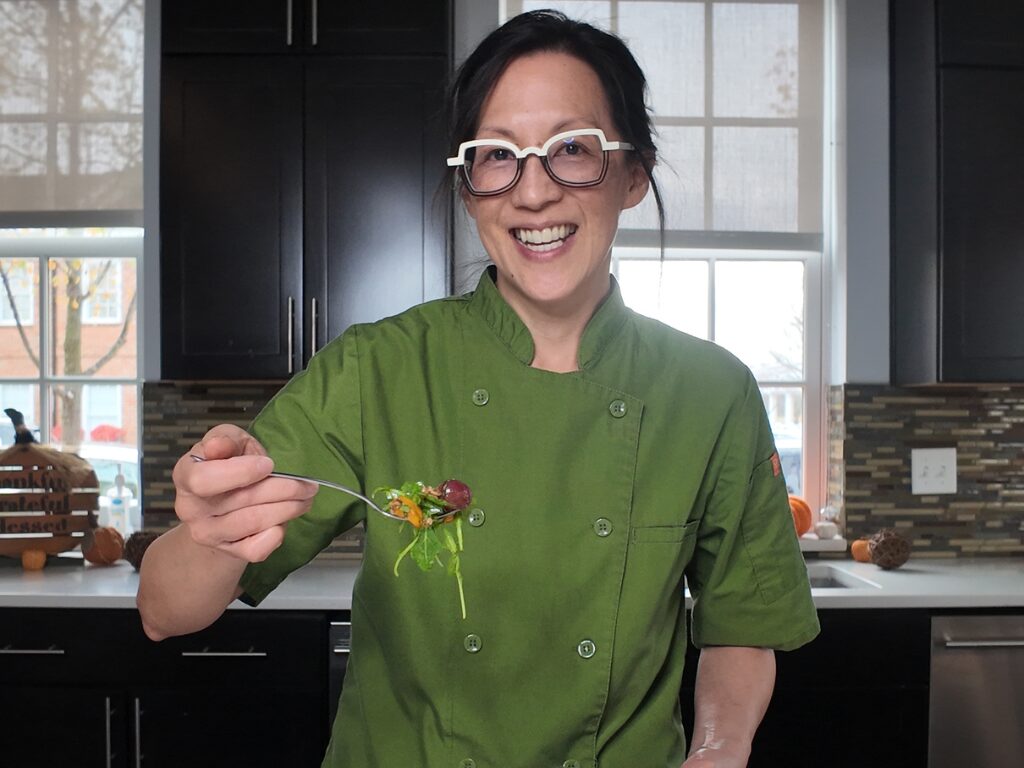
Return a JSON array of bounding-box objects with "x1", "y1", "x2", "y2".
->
[{"x1": 0, "y1": 556, "x2": 1021, "y2": 611}]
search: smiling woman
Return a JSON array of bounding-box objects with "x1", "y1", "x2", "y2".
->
[{"x1": 138, "y1": 11, "x2": 819, "y2": 768}]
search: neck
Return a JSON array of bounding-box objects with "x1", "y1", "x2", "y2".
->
[{"x1": 495, "y1": 273, "x2": 610, "y2": 373}]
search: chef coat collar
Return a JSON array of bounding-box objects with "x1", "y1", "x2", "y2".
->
[{"x1": 469, "y1": 266, "x2": 629, "y2": 370}]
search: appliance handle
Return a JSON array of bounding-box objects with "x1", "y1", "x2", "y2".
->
[
  {"x1": 133, "y1": 697, "x2": 142, "y2": 768},
  {"x1": 287, "y1": 295, "x2": 295, "y2": 374},
  {"x1": 0, "y1": 646, "x2": 64, "y2": 655},
  {"x1": 286, "y1": 0, "x2": 293, "y2": 45},
  {"x1": 311, "y1": 0, "x2": 318, "y2": 45},
  {"x1": 944, "y1": 639, "x2": 1024, "y2": 648},
  {"x1": 180, "y1": 650, "x2": 269, "y2": 658}
]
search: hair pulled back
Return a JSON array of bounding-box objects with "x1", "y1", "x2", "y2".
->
[{"x1": 445, "y1": 10, "x2": 665, "y2": 232}]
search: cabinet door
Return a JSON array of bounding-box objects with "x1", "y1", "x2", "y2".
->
[
  {"x1": 161, "y1": 57, "x2": 304, "y2": 379},
  {"x1": 304, "y1": 58, "x2": 448, "y2": 356},
  {"x1": 134, "y1": 686, "x2": 326, "y2": 768},
  {"x1": 0, "y1": 686, "x2": 128, "y2": 768},
  {"x1": 162, "y1": 0, "x2": 301, "y2": 54},
  {"x1": 309, "y1": 0, "x2": 449, "y2": 54},
  {"x1": 938, "y1": 0, "x2": 1024, "y2": 67},
  {"x1": 939, "y1": 68, "x2": 1024, "y2": 381}
]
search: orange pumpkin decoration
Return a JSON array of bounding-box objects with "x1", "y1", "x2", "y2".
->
[
  {"x1": 21, "y1": 549, "x2": 47, "y2": 571},
  {"x1": 850, "y1": 538, "x2": 872, "y2": 563},
  {"x1": 83, "y1": 526, "x2": 125, "y2": 565},
  {"x1": 788, "y1": 495, "x2": 813, "y2": 537}
]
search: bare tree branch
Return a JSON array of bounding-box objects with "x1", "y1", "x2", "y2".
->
[
  {"x1": 81, "y1": 259, "x2": 113, "y2": 302},
  {"x1": 81, "y1": 289, "x2": 137, "y2": 377},
  {"x1": 0, "y1": 261, "x2": 41, "y2": 370}
]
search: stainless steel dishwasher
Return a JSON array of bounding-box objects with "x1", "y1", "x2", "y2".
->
[{"x1": 929, "y1": 615, "x2": 1024, "y2": 767}]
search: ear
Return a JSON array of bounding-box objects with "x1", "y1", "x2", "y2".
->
[{"x1": 621, "y1": 158, "x2": 651, "y2": 211}]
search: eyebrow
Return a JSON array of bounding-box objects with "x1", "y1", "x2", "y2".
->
[{"x1": 475, "y1": 119, "x2": 596, "y2": 141}]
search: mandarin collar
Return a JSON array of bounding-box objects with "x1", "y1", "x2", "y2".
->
[{"x1": 468, "y1": 266, "x2": 629, "y2": 370}]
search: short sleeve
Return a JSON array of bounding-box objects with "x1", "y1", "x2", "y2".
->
[
  {"x1": 685, "y1": 372, "x2": 820, "y2": 651},
  {"x1": 237, "y1": 327, "x2": 367, "y2": 605}
]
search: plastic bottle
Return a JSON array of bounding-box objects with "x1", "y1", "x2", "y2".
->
[{"x1": 105, "y1": 464, "x2": 135, "y2": 535}]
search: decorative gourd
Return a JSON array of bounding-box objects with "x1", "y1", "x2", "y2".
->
[
  {"x1": 124, "y1": 531, "x2": 160, "y2": 571},
  {"x1": 788, "y1": 494, "x2": 813, "y2": 537},
  {"x1": 83, "y1": 526, "x2": 124, "y2": 566},
  {"x1": 868, "y1": 528, "x2": 911, "y2": 570},
  {"x1": 21, "y1": 549, "x2": 47, "y2": 571},
  {"x1": 850, "y1": 538, "x2": 872, "y2": 563}
]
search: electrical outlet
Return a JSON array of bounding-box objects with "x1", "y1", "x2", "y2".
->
[{"x1": 911, "y1": 447, "x2": 957, "y2": 495}]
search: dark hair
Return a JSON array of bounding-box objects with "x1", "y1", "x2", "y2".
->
[{"x1": 444, "y1": 9, "x2": 666, "y2": 236}]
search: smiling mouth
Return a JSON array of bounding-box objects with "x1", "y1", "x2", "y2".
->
[{"x1": 511, "y1": 224, "x2": 578, "y2": 253}]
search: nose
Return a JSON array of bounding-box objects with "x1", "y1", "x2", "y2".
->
[{"x1": 511, "y1": 154, "x2": 563, "y2": 209}]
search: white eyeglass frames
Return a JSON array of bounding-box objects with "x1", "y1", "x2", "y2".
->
[{"x1": 446, "y1": 128, "x2": 634, "y2": 196}]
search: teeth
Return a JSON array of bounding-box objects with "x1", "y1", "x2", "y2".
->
[{"x1": 513, "y1": 224, "x2": 576, "y2": 245}]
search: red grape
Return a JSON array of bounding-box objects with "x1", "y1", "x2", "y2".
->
[{"x1": 440, "y1": 479, "x2": 472, "y2": 510}]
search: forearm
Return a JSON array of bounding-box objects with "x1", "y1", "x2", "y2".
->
[
  {"x1": 136, "y1": 524, "x2": 246, "y2": 642},
  {"x1": 689, "y1": 646, "x2": 775, "y2": 763}
]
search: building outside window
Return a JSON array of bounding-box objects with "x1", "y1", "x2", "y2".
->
[
  {"x1": 0, "y1": 0, "x2": 144, "y2": 503},
  {"x1": 504, "y1": 0, "x2": 830, "y2": 510}
]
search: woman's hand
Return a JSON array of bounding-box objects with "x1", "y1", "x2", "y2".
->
[{"x1": 173, "y1": 424, "x2": 318, "y2": 563}]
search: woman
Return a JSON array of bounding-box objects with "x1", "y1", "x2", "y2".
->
[{"x1": 138, "y1": 11, "x2": 819, "y2": 768}]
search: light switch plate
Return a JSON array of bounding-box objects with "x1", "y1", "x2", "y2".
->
[{"x1": 911, "y1": 447, "x2": 957, "y2": 495}]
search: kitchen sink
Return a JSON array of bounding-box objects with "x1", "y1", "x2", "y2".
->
[{"x1": 805, "y1": 563, "x2": 881, "y2": 589}]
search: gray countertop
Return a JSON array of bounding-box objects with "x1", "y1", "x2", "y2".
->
[{"x1": 0, "y1": 556, "x2": 1022, "y2": 611}]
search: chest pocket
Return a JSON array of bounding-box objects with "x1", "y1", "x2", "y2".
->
[{"x1": 632, "y1": 519, "x2": 699, "y2": 545}]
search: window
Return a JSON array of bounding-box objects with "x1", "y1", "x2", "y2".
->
[
  {"x1": 0, "y1": 0, "x2": 144, "y2": 506},
  {"x1": 505, "y1": 1, "x2": 830, "y2": 509},
  {"x1": 82, "y1": 259, "x2": 124, "y2": 324},
  {"x1": 0, "y1": 259, "x2": 36, "y2": 326}
]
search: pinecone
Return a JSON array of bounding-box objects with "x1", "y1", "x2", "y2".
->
[
  {"x1": 124, "y1": 531, "x2": 160, "y2": 571},
  {"x1": 868, "y1": 528, "x2": 911, "y2": 570}
]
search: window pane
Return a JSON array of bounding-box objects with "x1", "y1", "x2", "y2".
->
[
  {"x1": 50, "y1": 256, "x2": 137, "y2": 378},
  {"x1": 620, "y1": 126, "x2": 704, "y2": 230},
  {"x1": 0, "y1": 0, "x2": 144, "y2": 212},
  {"x1": 713, "y1": 2, "x2": 800, "y2": 118},
  {"x1": 520, "y1": 1, "x2": 612, "y2": 29},
  {"x1": 50, "y1": 382, "x2": 139, "y2": 496},
  {"x1": 0, "y1": 384, "x2": 40, "y2": 447},
  {"x1": 620, "y1": 2, "x2": 705, "y2": 117},
  {"x1": 712, "y1": 126, "x2": 797, "y2": 231},
  {"x1": 714, "y1": 260, "x2": 803, "y2": 380},
  {"x1": 614, "y1": 252, "x2": 709, "y2": 337},
  {"x1": 0, "y1": 257, "x2": 41, "y2": 376},
  {"x1": 761, "y1": 385, "x2": 803, "y2": 495}
]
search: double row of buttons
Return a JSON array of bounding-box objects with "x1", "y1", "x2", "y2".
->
[
  {"x1": 472, "y1": 388, "x2": 628, "y2": 419},
  {"x1": 462, "y1": 634, "x2": 596, "y2": 659},
  {"x1": 460, "y1": 759, "x2": 585, "y2": 767}
]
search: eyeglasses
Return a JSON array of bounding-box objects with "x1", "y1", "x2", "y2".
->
[{"x1": 447, "y1": 128, "x2": 634, "y2": 196}]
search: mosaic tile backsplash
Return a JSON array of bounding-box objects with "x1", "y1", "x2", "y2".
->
[
  {"x1": 829, "y1": 384, "x2": 1024, "y2": 557},
  {"x1": 141, "y1": 382, "x2": 364, "y2": 560}
]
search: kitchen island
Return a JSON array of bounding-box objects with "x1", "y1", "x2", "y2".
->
[{"x1": 1, "y1": 555, "x2": 1021, "y2": 609}]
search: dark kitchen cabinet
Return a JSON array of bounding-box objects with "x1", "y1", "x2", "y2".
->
[
  {"x1": 681, "y1": 609, "x2": 931, "y2": 768},
  {"x1": 160, "y1": 3, "x2": 450, "y2": 380},
  {"x1": 0, "y1": 608, "x2": 330, "y2": 768},
  {"x1": 163, "y1": 0, "x2": 447, "y2": 56},
  {"x1": 891, "y1": 0, "x2": 1024, "y2": 383}
]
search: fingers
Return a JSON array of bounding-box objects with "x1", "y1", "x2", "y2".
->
[
  {"x1": 176, "y1": 453, "x2": 274, "y2": 498},
  {"x1": 194, "y1": 425, "x2": 268, "y2": 460},
  {"x1": 189, "y1": 495, "x2": 313, "y2": 548},
  {"x1": 216, "y1": 526, "x2": 287, "y2": 563}
]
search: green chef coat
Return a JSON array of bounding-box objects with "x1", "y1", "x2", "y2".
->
[{"x1": 239, "y1": 267, "x2": 820, "y2": 768}]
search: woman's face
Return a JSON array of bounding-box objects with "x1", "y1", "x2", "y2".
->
[{"x1": 463, "y1": 51, "x2": 649, "y2": 316}]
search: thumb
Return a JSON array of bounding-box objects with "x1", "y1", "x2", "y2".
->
[{"x1": 196, "y1": 425, "x2": 267, "y2": 461}]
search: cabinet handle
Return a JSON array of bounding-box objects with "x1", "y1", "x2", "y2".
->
[
  {"x1": 286, "y1": 0, "x2": 293, "y2": 45},
  {"x1": 180, "y1": 649, "x2": 269, "y2": 658},
  {"x1": 311, "y1": 297, "x2": 319, "y2": 356},
  {"x1": 0, "y1": 645, "x2": 64, "y2": 655},
  {"x1": 944, "y1": 639, "x2": 1024, "y2": 648},
  {"x1": 311, "y1": 0, "x2": 318, "y2": 45},
  {"x1": 332, "y1": 644, "x2": 350, "y2": 655},
  {"x1": 133, "y1": 697, "x2": 142, "y2": 768},
  {"x1": 288, "y1": 295, "x2": 295, "y2": 374},
  {"x1": 105, "y1": 696, "x2": 113, "y2": 768}
]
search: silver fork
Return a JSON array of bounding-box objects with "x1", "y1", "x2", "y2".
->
[{"x1": 188, "y1": 454, "x2": 455, "y2": 523}]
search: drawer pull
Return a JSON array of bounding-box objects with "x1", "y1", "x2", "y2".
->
[
  {"x1": 0, "y1": 645, "x2": 65, "y2": 655},
  {"x1": 332, "y1": 644, "x2": 350, "y2": 655},
  {"x1": 180, "y1": 649, "x2": 268, "y2": 658},
  {"x1": 944, "y1": 639, "x2": 1024, "y2": 649}
]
